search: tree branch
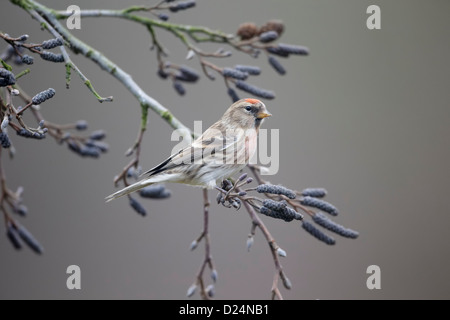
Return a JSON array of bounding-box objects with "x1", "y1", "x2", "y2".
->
[
  {"x1": 241, "y1": 190, "x2": 287, "y2": 300},
  {"x1": 187, "y1": 189, "x2": 216, "y2": 299},
  {"x1": 28, "y1": 9, "x2": 112, "y2": 102},
  {"x1": 14, "y1": 0, "x2": 192, "y2": 142},
  {"x1": 54, "y1": 8, "x2": 232, "y2": 43}
]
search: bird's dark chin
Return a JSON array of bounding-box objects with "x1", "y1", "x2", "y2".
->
[{"x1": 255, "y1": 118, "x2": 263, "y2": 127}]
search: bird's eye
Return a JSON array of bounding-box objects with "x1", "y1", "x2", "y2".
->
[{"x1": 245, "y1": 106, "x2": 252, "y2": 111}]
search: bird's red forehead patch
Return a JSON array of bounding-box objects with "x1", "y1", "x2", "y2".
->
[{"x1": 245, "y1": 98, "x2": 260, "y2": 104}]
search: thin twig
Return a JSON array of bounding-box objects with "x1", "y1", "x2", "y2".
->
[
  {"x1": 240, "y1": 190, "x2": 285, "y2": 300},
  {"x1": 54, "y1": 8, "x2": 232, "y2": 43},
  {"x1": 188, "y1": 189, "x2": 216, "y2": 299},
  {"x1": 0, "y1": 148, "x2": 16, "y2": 228},
  {"x1": 20, "y1": 0, "x2": 192, "y2": 142},
  {"x1": 27, "y1": 8, "x2": 112, "y2": 103},
  {"x1": 114, "y1": 127, "x2": 146, "y2": 187}
]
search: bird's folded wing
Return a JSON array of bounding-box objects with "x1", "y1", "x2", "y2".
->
[{"x1": 142, "y1": 131, "x2": 240, "y2": 177}]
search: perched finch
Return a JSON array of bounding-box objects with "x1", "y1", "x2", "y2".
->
[{"x1": 105, "y1": 98, "x2": 271, "y2": 202}]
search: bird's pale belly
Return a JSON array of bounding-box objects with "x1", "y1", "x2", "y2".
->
[{"x1": 175, "y1": 163, "x2": 247, "y2": 189}]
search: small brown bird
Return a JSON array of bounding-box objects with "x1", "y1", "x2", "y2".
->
[{"x1": 106, "y1": 98, "x2": 271, "y2": 202}]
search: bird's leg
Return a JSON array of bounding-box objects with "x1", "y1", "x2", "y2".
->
[
  {"x1": 214, "y1": 185, "x2": 227, "y2": 194},
  {"x1": 224, "y1": 179, "x2": 239, "y2": 200},
  {"x1": 223, "y1": 188, "x2": 234, "y2": 202},
  {"x1": 223, "y1": 173, "x2": 250, "y2": 202},
  {"x1": 215, "y1": 178, "x2": 248, "y2": 210},
  {"x1": 215, "y1": 182, "x2": 234, "y2": 207},
  {"x1": 216, "y1": 179, "x2": 236, "y2": 202}
]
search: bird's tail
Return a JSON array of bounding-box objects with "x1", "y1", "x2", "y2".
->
[{"x1": 105, "y1": 179, "x2": 154, "y2": 202}]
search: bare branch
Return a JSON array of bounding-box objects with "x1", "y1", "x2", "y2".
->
[
  {"x1": 21, "y1": 0, "x2": 192, "y2": 141},
  {"x1": 28, "y1": 9, "x2": 112, "y2": 102},
  {"x1": 188, "y1": 189, "x2": 216, "y2": 299}
]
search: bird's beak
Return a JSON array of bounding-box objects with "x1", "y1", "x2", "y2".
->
[{"x1": 256, "y1": 112, "x2": 272, "y2": 119}]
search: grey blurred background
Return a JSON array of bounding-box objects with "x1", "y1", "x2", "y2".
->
[{"x1": 1, "y1": 0, "x2": 449, "y2": 299}]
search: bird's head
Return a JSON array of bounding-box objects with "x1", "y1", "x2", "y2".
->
[{"x1": 225, "y1": 98, "x2": 272, "y2": 130}]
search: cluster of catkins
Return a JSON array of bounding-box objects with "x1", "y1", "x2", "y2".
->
[
  {"x1": 227, "y1": 20, "x2": 309, "y2": 102},
  {"x1": 153, "y1": 12, "x2": 309, "y2": 102},
  {"x1": 253, "y1": 184, "x2": 359, "y2": 245},
  {"x1": 5, "y1": 186, "x2": 44, "y2": 254},
  {"x1": 0, "y1": 32, "x2": 112, "y2": 253},
  {"x1": 0, "y1": 34, "x2": 64, "y2": 66}
]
